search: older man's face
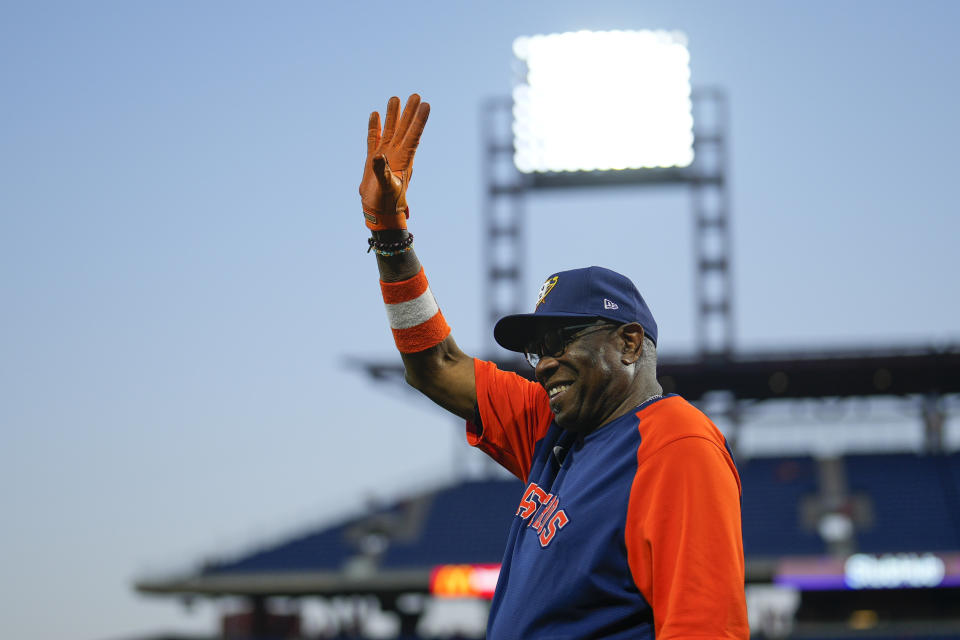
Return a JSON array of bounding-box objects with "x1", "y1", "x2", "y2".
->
[{"x1": 531, "y1": 319, "x2": 632, "y2": 432}]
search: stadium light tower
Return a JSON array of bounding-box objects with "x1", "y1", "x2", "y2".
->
[
  {"x1": 483, "y1": 29, "x2": 733, "y2": 358},
  {"x1": 361, "y1": 29, "x2": 960, "y2": 478}
]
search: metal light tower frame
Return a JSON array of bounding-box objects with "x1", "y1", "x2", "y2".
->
[
  {"x1": 481, "y1": 88, "x2": 733, "y2": 358},
  {"x1": 358, "y1": 90, "x2": 959, "y2": 462}
]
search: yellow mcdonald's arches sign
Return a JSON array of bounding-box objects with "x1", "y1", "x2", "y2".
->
[{"x1": 430, "y1": 564, "x2": 501, "y2": 599}]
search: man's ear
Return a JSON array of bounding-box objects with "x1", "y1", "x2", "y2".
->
[{"x1": 619, "y1": 323, "x2": 645, "y2": 365}]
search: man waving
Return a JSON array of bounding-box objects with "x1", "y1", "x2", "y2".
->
[{"x1": 358, "y1": 94, "x2": 749, "y2": 639}]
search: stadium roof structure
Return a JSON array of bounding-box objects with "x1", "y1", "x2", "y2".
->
[{"x1": 358, "y1": 344, "x2": 960, "y2": 402}]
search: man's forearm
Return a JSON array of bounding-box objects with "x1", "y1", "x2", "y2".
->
[
  {"x1": 373, "y1": 230, "x2": 421, "y2": 282},
  {"x1": 370, "y1": 228, "x2": 477, "y2": 420}
]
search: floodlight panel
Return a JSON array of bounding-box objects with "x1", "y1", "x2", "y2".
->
[{"x1": 512, "y1": 30, "x2": 694, "y2": 174}]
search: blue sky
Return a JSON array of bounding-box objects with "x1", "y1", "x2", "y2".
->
[{"x1": 2, "y1": 1, "x2": 958, "y2": 638}]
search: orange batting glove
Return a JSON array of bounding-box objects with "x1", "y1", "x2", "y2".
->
[{"x1": 359, "y1": 94, "x2": 430, "y2": 230}]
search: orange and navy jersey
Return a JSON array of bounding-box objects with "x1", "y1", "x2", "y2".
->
[{"x1": 468, "y1": 358, "x2": 749, "y2": 639}]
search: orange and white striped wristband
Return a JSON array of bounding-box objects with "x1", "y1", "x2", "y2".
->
[{"x1": 380, "y1": 267, "x2": 451, "y2": 353}]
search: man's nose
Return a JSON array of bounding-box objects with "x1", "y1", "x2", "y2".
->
[{"x1": 535, "y1": 354, "x2": 560, "y2": 383}]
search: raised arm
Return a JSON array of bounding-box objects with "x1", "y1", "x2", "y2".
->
[{"x1": 359, "y1": 94, "x2": 477, "y2": 420}]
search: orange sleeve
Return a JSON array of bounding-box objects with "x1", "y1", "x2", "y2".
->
[
  {"x1": 467, "y1": 358, "x2": 553, "y2": 483},
  {"x1": 626, "y1": 437, "x2": 749, "y2": 639}
]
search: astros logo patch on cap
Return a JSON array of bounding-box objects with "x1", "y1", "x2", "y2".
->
[{"x1": 536, "y1": 276, "x2": 558, "y2": 309}]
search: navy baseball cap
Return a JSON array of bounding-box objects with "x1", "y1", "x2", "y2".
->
[{"x1": 493, "y1": 266, "x2": 658, "y2": 352}]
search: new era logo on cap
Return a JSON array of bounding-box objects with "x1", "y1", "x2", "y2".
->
[{"x1": 603, "y1": 298, "x2": 619, "y2": 310}]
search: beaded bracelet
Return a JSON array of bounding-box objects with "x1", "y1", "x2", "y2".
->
[
  {"x1": 372, "y1": 245, "x2": 413, "y2": 257},
  {"x1": 368, "y1": 233, "x2": 414, "y2": 256}
]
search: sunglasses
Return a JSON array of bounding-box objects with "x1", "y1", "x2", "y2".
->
[{"x1": 523, "y1": 321, "x2": 618, "y2": 368}]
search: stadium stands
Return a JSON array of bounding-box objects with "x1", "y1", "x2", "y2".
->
[
  {"x1": 740, "y1": 456, "x2": 825, "y2": 556},
  {"x1": 202, "y1": 481, "x2": 523, "y2": 575},
  {"x1": 203, "y1": 522, "x2": 358, "y2": 574},
  {"x1": 845, "y1": 453, "x2": 960, "y2": 553},
  {"x1": 138, "y1": 451, "x2": 960, "y2": 640},
  {"x1": 380, "y1": 480, "x2": 520, "y2": 568},
  {"x1": 199, "y1": 452, "x2": 960, "y2": 579}
]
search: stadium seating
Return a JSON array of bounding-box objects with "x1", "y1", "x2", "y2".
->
[
  {"x1": 739, "y1": 456, "x2": 826, "y2": 556},
  {"x1": 380, "y1": 480, "x2": 521, "y2": 568},
  {"x1": 202, "y1": 452, "x2": 960, "y2": 577},
  {"x1": 202, "y1": 502, "x2": 411, "y2": 574},
  {"x1": 844, "y1": 453, "x2": 960, "y2": 552}
]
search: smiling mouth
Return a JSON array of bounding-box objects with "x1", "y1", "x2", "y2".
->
[{"x1": 548, "y1": 383, "x2": 571, "y2": 400}]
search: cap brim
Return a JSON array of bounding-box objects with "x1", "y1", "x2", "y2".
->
[{"x1": 493, "y1": 311, "x2": 600, "y2": 352}]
